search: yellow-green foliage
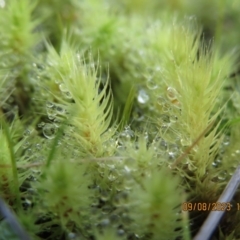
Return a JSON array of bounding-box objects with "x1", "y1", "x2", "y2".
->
[
  {"x1": 43, "y1": 40, "x2": 115, "y2": 157},
  {"x1": 1, "y1": 0, "x2": 240, "y2": 239},
  {"x1": 0, "y1": 0, "x2": 39, "y2": 65}
]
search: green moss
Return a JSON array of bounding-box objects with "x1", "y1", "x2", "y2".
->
[{"x1": 0, "y1": 0, "x2": 240, "y2": 239}]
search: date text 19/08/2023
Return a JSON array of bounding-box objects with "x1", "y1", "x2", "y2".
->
[{"x1": 181, "y1": 202, "x2": 239, "y2": 211}]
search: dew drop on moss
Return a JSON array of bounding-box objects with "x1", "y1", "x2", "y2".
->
[
  {"x1": 159, "y1": 140, "x2": 168, "y2": 151},
  {"x1": 222, "y1": 136, "x2": 230, "y2": 146},
  {"x1": 53, "y1": 118, "x2": 61, "y2": 128},
  {"x1": 38, "y1": 122, "x2": 45, "y2": 128},
  {"x1": 170, "y1": 115, "x2": 178, "y2": 123},
  {"x1": 99, "y1": 218, "x2": 110, "y2": 227},
  {"x1": 117, "y1": 229, "x2": 125, "y2": 236},
  {"x1": 23, "y1": 129, "x2": 32, "y2": 137},
  {"x1": 166, "y1": 86, "x2": 177, "y2": 100},
  {"x1": 65, "y1": 91, "x2": 72, "y2": 99},
  {"x1": 180, "y1": 138, "x2": 191, "y2": 147},
  {"x1": 108, "y1": 172, "x2": 117, "y2": 182},
  {"x1": 43, "y1": 123, "x2": 56, "y2": 139},
  {"x1": 35, "y1": 143, "x2": 42, "y2": 150},
  {"x1": 46, "y1": 101, "x2": 54, "y2": 108},
  {"x1": 218, "y1": 170, "x2": 227, "y2": 181},
  {"x1": 22, "y1": 141, "x2": 30, "y2": 149},
  {"x1": 100, "y1": 190, "x2": 110, "y2": 202},
  {"x1": 59, "y1": 83, "x2": 68, "y2": 92},
  {"x1": 138, "y1": 89, "x2": 149, "y2": 104},
  {"x1": 146, "y1": 78, "x2": 158, "y2": 90}
]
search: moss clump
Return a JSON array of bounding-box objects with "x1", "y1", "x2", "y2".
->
[{"x1": 0, "y1": 0, "x2": 240, "y2": 239}]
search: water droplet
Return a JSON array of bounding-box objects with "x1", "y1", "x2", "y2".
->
[
  {"x1": 23, "y1": 141, "x2": 30, "y2": 149},
  {"x1": 157, "y1": 96, "x2": 165, "y2": 106},
  {"x1": 46, "y1": 101, "x2": 54, "y2": 108},
  {"x1": 170, "y1": 115, "x2": 178, "y2": 123},
  {"x1": 218, "y1": 170, "x2": 227, "y2": 181},
  {"x1": 68, "y1": 232, "x2": 76, "y2": 239},
  {"x1": 56, "y1": 106, "x2": 65, "y2": 114},
  {"x1": 168, "y1": 143, "x2": 179, "y2": 154},
  {"x1": 109, "y1": 214, "x2": 120, "y2": 224},
  {"x1": 180, "y1": 138, "x2": 191, "y2": 147},
  {"x1": 117, "y1": 229, "x2": 125, "y2": 236},
  {"x1": 108, "y1": 172, "x2": 117, "y2": 182},
  {"x1": 212, "y1": 161, "x2": 218, "y2": 167},
  {"x1": 65, "y1": 91, "x2": 72, "y2": 99},
  {"x1": 235, "y1": 150, "x2": 240, "y2": 155},
  {"x1": 166, "y1": 87, "x2": 178, "y2": 100},
  {"x1": 159, "y1": 140, "x2": 168, "y2": 151},
  {"x1": 35, "y1": 144, "x2": 42, "y2": 150},
  {"x1": 43, "y1": 123, "x2": 56, "y2": 139},
  {"x1": 159, "y1": 114, "x2": 170, "y2": 124},
  {"x1": 59, "y1": 83, "x2": 68, "y2": 92},
  {"x1": 132, "y1": 108, "x2": 144, "y2": 122},
  {"x1": 26, "y1": 148, "x2": 32, "y2": 156},
  {"x1": 38, "y1": 122, "x2": 45, "y2": 128},
  {"x1": 55, "y1": 79, "x2": 61, "y2": 84},
  {"x1": 137, "y1": 89, "x2": 149, "y2": 104},
  {"x1": 47, "y1": 107, "x2": 57, "y2": 120},
  {"x1": 228, "y1": 166, "x2": 236, "y2": 176},
  {"x1": 23, "y1": 129, "x2": 32, "y2": 137},
  {"x1": 99, "y1": 218, "x2": 110, "y2": 227},
  {"x1": 22, "y1": 199, "x2": 32, "y2": 209},
  {"x1": 146, "y1": 78, "x2": 158, "y2": 90},
  {"x1": 100, "y1": 190, "x2": 110, "y2": 202},
  {"x1": 53, "y1": 118, "x2": 61, "y2": 128},
  {"x1": 168, "y1": 151, "x2": 176, "y2": 161},
  {"x1": 223, "y1": 136, "x2": 230, "y2": 146}
]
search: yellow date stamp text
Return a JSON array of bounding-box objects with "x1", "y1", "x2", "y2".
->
[{"x1": 182, "y1": 202, "x2": 232, "y2": 211}]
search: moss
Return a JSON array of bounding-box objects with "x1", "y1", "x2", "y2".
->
[{"x1": 0, "y1": 0, "x2": 240, "y2": 239}]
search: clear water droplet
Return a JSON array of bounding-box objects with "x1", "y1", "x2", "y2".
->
[
  {"x1": 47, "y1": 107, "x2": 57, "y2": 120},
  {"x1": 53, "y1": 118, "x2": 61, "y2": 128},
  {"x1": 100, "y1": 190, "x2": 110, "y2": 202},
  {"x1": 68, "y1": 232, "x2": 76, "y2": 239},
  {"x1": 159, "y1": 114, "x2": 170, "y2": 124},
  {"x1": 181, "y1": 138, "x2": 191, "y2": 147},
  {"x1": 46, "y1": 101, "x2": 54, "y2": 108},
  {"x1": 38, "y1": 122, "x2": 45, "y2": 128},
  {"x1": 55, "y1": 79, "x2": 61, "y2": 84},
  {"x1": 59, "y1": 83, "x2": 68, "y2": 92},
  {"x1": 218, "y1": 170, "x2": 227, "y2": 181},
  {"x1": 223, "y1": 136, "x2": 230, "y2": 146},
  {"x1": 35, "y1": 143, "x2": 42, "y2": 150},
  {"x1": 23, "y1": 141, "x2": 30, "y2": 149},
  {"x1": 159, "y1": 140, "x2": 168, "y2": 151},
  {"x1": 108, "y1": 172, "x2": 117, "y2": 182},
  {"x1": 146, "y1": 78, "x2": 158, "y2": 90},
  {"x1": 170, "y1": 115, "x2": 178, "y2": 123},
  {"x1": 117, "y1": 229, "x2": 125, "y2": 236},
  {"x1": 228, "y1": 166, "x2": 236, "y2": 176},
  {"x1": 99, "y1": 218, "x2": 110, "y2": 227},
  {"x1": 166, "y1": 87, "x2": 177, "y2": 100},
  {"x1": 212, "y1": 161, "x2": 218, "y2": 167},
  {"x1": 137, "y1": 89, "x2": 149, "y2": 104},
  {"x1": 65, "y1": 91, "x2": 72, "y2": 99},
  {"x1": 43, "y1": 123, "x2": 56, "y2": 139},
  {"x1": 56, "y1": 106, "x2": 65, "y2": 114},
  {"x1": 23, "y1": 129, "x2": 32, "y2": 137},
  {"x1": 157, "y1": 96, "x2": 165, "y2": 106}
]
